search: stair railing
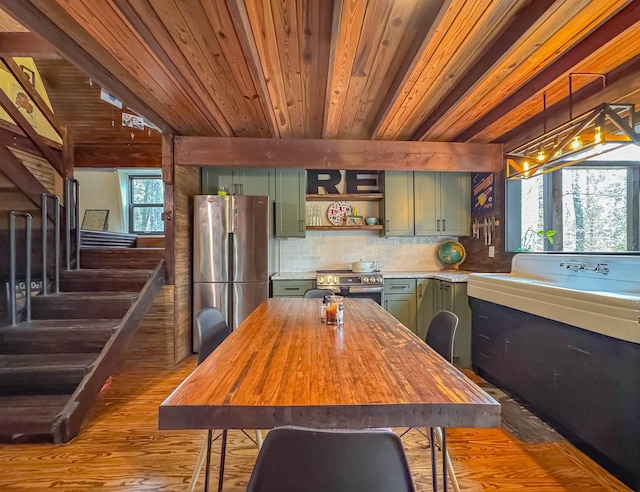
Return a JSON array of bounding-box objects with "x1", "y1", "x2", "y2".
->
[
  {"x1": 9, "y1": 211, "x2": 33, "y2": 326},
  {"x1": 65, "y1": 178, "x2": 80, "y2": 270},
  {"x1": 42, "y1": 193, "x2": 61, "y2": 295}
]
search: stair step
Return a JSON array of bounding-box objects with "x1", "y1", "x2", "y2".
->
[
  {"x1": 80, "y1": 248, "x2": 164, "y2": 270},
  {"x1": 0, "y1": 319, "x2": 119, "y2": 354},
  {"x1": 59, "y1": 269, "x2": 152, "y2": 292},
  {"x1": 0, "y1": 394, "x2": 70, "y2": 441},
  {"x1": 31, "y1": 292, "x2": 137, "y2": 319},
  {"x1": 0, "y1": 353, "x2": 97, "y2": 395}
]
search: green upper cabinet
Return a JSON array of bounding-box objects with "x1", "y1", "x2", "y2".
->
[
  {"x1": 201, "y1": 167, "x2": 274, "y2": 197},
  {"x1": 275, "y1": 169, "x2": 306, "y2": 238},
  {"x1": 384, "y1": 171, "x2": 470, "y2": 237},
  {"x1": 382, "y1": 171, "x2": 414, "y2": 236}
]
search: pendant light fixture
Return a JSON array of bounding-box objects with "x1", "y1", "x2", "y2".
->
[{"x1": 505, "y1": 74, "x2": 640, "y2": 179}]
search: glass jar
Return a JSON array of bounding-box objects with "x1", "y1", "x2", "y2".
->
[{"x1": 325, "y1": 295, "x2": 344, "y2": 325}]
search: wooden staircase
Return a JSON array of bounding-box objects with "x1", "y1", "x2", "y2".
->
[{"x1": 0, "y1": 247, "x2": 165, "y2": 443}]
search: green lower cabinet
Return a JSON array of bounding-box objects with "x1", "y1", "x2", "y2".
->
[
  {"x1": 416, "y1": 278, "x2": 435, "y2": 340},
  {"x1": 432, "y1": 279, "x2": 472, "y2": 367},
  {"x1": 383, "y1": 279, "x2": 417, "y2": 334},
  {"x1": 272, "y1": 280, "x2": 315, "y2": 298}
]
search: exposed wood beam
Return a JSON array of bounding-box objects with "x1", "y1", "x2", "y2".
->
[
  {"x1": 62, "y1": 125, "x2": 73, "y2": 178},
  {"x1": 0, "y1": 123, "x2": 62, "y2": 156},
  {"x1": 0, "y1": 144, "x2": 49, "y2": 208},
  {"x1": 1, "y1": 56, "x2": 63, "y2": 135},
  {"x1": 174, "y1": 137, "x2": 503, "y2": 172},
  {"x1": 410, "y1": 0, "x2": 556, "y2": 141},
  {"x1": 75, "y1": 143, "x2": 161, "y2": 168},
  {"x1": 0, "y1": 86, "x2": 63, "y2": 176},
  {"x1": 0, "y1": 32, "x2": 60, "y2": 58},
  {"x1": 226, "y1": 0, "x2": 279, "y2": 138},
  {"x1": 110, "y1": 0, "x2": 229, "y2": 136},
  {"x1": 162, "y1": 134, "x2": 174, "y2": 285},
  {"x1": 0, "y1": 0, "x2": 176, "y2": 136},
  {"x1": 454, "y1": 0, "x2": 640, "y2": 142},
  {"x1": 500, "y1": 54, "x2": 640, "y2": 151}
]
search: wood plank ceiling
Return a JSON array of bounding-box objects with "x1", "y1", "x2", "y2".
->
[{"x1": 0, "y1": 0, "x2": 639, "y2": 152}]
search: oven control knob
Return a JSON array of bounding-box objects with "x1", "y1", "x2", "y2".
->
[
  {"x1": 318, "y1": 277, "x2": 324, "y2": 285},
  {"x1": 362, "y1": 277, "x2": 369, "y2": 283},
  {"x1": 376, "y1": 277, "x2": 382, "y2": 283},
  {"x1": 333, "y1": 276, "x2": 338, "y2": 284}
]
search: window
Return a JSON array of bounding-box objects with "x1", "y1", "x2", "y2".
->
[
  {"x1": 507, "y1": 165, "x2": 639, "y2": 252},
  {"x1": 129, "y1": 175, "x2": 164, "y2": 234}
]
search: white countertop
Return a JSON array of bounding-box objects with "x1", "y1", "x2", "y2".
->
[{"x1": 271, "y1": 271, "x2": 469, "y2": 282}]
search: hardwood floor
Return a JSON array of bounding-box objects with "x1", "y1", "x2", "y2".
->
[{"x1": 0, "y1": 357, "x2": 630, "y2": 491}]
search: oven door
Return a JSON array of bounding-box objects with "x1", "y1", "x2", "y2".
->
[{"x1": 338, "y1": 286, "x2": 383, "y2": 305}]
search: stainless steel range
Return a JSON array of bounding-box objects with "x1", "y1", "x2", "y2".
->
[{"x1": 316, "y1": 269, "x2": 383, "y2": 304}]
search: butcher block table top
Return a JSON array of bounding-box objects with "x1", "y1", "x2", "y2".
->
[{"x1": 159, "y1": 298, "x2": 500, "y2": 431}]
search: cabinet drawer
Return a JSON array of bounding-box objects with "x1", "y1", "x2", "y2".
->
[
  {"x1": 272, "y1": 280, "x2": 315, "y2": 297},
  {"x1": 383, "y1": 279, "x2": 416, "y2": 294}
]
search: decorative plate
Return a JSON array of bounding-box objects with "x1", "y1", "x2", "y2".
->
[{"x1": 326, "y1": 201, "x2": 353, "y2": 226}]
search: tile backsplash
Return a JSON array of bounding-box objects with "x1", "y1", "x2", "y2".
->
[{"x1": 278, "y1": 231, "x2": 452, "y2": 271}]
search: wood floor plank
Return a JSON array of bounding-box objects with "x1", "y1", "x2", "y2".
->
[{"x1": 0, "y1": 357, "x2": 630, "y2": 491}]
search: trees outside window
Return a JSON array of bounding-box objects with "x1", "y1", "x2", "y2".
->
[
  {"x1": 129, "y1": 176, "x2": 164, "y2": 234},
  {"x1": 508, "y1": 166, "x2": 638, "y2": 252}
]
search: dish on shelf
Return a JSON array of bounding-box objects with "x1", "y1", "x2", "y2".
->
[{"x1": 326, "y1": 201, "x2": 353, "y2": 226}]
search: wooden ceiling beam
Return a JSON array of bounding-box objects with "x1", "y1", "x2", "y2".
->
[
  {"x1": 226, "y1": 0, "x2": 279, "y2": 138},
  {"x1": 174, "y1": 137, "x2": 503, "y2": 172},
  {"x1": 0, "y1": 86, "x2": 63, "y2": 176},
  {"x1": 410, "y1": 0, "x2": 556, "y2": 141},
  {"x1": 75, "y1": 143, "x2": 161, "y2": 168},
  {"x1": 454, "y1": 0, "x2": 640, "y2": 142},
  {"x1": 0, "y1": 0, "x2": 176, "y2": 136},
  {"x1": 0, "y1": 144, "x2": 50, "y2": 208},
  {"x1": 1, "y1": 56, "x2": 63, "y2": 135},
  {"x1": 110, "y1": 0, "x2": 229, "y2": 137},
  {"x1": 0, "y1": 123, "x2": 62, "y2": 156},
  {"x1": 0, "y1": 32, "x2": 60, "y2": 58},
  {"x1": 499, "y1": 53, "x2": 640, "y2": 151}
]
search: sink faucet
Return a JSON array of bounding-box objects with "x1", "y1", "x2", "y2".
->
[
  {"x1": 591, "y1": 263, "x2": 609, "y2": 274},
  {"x1": 560, "y1": 261, "x2": 609, "y2": 274}
]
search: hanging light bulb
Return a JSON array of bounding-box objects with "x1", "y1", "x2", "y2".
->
[
  {"x1": 536, "y1": 144, "x2": 545, "y2": 162},
  {"x1": 523, "y1": 160, "x2": 531, "y2": 179},
  {"x1": 570, "y1": 136, "x2": 583, "y2": 150},
  {"x1": 594, "y1": 126, "x2": 602, "y2": 144}
]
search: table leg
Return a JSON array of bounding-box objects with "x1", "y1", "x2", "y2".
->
[
  {"x1": 204, "y1": 429, "x2": 213, "y2": 492},
  {"x1": 442, "y1": 428, "x2": 448, "y2": 492},
  {"x1": 217, "y1": 429, "x2": 227, "y2": 492},
  {"x1": 429, "y1": 427, "x2": 437, "y2": 492}
]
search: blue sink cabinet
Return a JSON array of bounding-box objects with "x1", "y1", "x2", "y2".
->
[{"x1": 470, "y1": 298, "x2": 640, "y2": 490}]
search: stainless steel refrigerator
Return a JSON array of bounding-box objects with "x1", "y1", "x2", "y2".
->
[{"x1": 192, "y1": 195, "x2": 269, "y2": 351}]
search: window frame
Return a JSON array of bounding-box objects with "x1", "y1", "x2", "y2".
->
[
  {"x1": 128, "y1": 174, "x2": 164, "y2": 235},
  {"x1": 506, "y1": 163, "x2": 640, "y2": 253}
]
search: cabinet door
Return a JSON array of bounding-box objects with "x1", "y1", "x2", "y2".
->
[
  {"x1": 414, "y1": 172, "x2": 439, "y2": 235},
  {"x1": 439, "y1": 172, "x2": 470, "y2": 236},
  {"x1": 201, "y1": 166, "x2": 234, "y2": 194},
  {"x1": 416, "y1": 278, "x2": 435, "y2": 340},
  {"x1": 384, "y1": 294, "x2": 417, "y2": 333},
  {"x1": 272, "y1": 280, "x2": 315, "y2": 297},
  {"x1": 383, "y1": 171, "x2": 414, "y2": 236},
  {"x1": 234, "y1": 168, "x2": 274, "y2": 197},
  {"x1": 275, "y1": 169, "x2": 306, "y2": 238}
]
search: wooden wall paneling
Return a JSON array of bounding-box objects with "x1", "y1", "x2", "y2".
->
[
  {"x1": 172, "y1": 164, "x2": 199, "y2": 363},
  {"x1": 459, "y1": 169, "x2": 514, "y2": 273},
  {"x1": 74, "y1": 143, "x2": 161, "y2": 168},
  {"x1": 162, "y1": 134, "x2": 174, "y2": 285},
  {"x1": 174, "y1": 136, "x2": 503, "y2": 172},
  {"x1": 0, "y1": 123, "x2": 62, "y2": 156},
  {"x1": 11, "y1": 148, "x2": 58, "y2": 194},
  {"x1": 0, "y1": 0, "x2": 176, "y2": 135},
  {"x1": 374, "y1": 0, "x2": 525, "y2": 141},
  {"x1": 480, "y1": 27, "x2": 640, "y2": 145},
  {"x1": 125, "y1": 284, "x2": 176, "y2": 368},
  {"x1": 0, "y1": 146, "x2": 50, "y2": 208},
  {"x1": 451, "y1": 0, "x2": 635, "y2": 142}
]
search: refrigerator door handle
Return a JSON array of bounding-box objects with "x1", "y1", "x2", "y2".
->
[{"x1": 233, "y1": 208, "x2": 239, "y2": 231}]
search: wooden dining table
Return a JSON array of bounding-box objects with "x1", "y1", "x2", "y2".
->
[{"x1": 159, "y1": 298, "x2": 500, "y2": 489}]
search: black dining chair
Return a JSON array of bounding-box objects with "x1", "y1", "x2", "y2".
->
[
  {"x1": 424, "y1": 310, "x2": 460, "y2": 492},
  {"x1": 303, "y1": 288, "x2": 334, "y2": 298},
  {"x1": 190, "y1": 307, "x2": 263, "y2": 492},
  {"x1": 246, "y1": 426, "x2": 416, "y2": 492}
]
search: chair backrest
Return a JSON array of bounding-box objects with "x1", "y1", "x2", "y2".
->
[
  {"x1": 303, "y1": 288, "x2": 334, "y2": 298},
  {"x1": 196, "y1": 307, "x2": 230, "y2": 365},
  {"x1": 246, "y1": 426, "x2": 415, "y2": 492},
  {"x1": 425, "y1": 310, "x2": 459, "y2": 363}
]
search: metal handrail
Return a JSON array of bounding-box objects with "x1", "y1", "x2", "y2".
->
[
  {"x1": 10, "y1": 211, "x2": 33, "y2": 326},
  {"x1": 42, "y1": 193, "x2": 61, "y2": 295},
  {"x1": 65, "y1": 178, "x2": 80, "y2": 270}
]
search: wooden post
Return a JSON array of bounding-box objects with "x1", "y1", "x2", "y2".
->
[{"x1": 162, "y1": 134, "x2": 175, "y2": 285}]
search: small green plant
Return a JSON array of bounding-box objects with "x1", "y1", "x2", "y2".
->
[{"x1": 516, "y1": 228, "x2": 556, "y2": 251}]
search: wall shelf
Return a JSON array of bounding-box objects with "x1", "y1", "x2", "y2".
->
[
  {"x1": 306, "y1": 225, "x2": 383, "y2": 231},
  {"x1": 305, "y1": 193, "x2": 383, "y2": 201}
]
